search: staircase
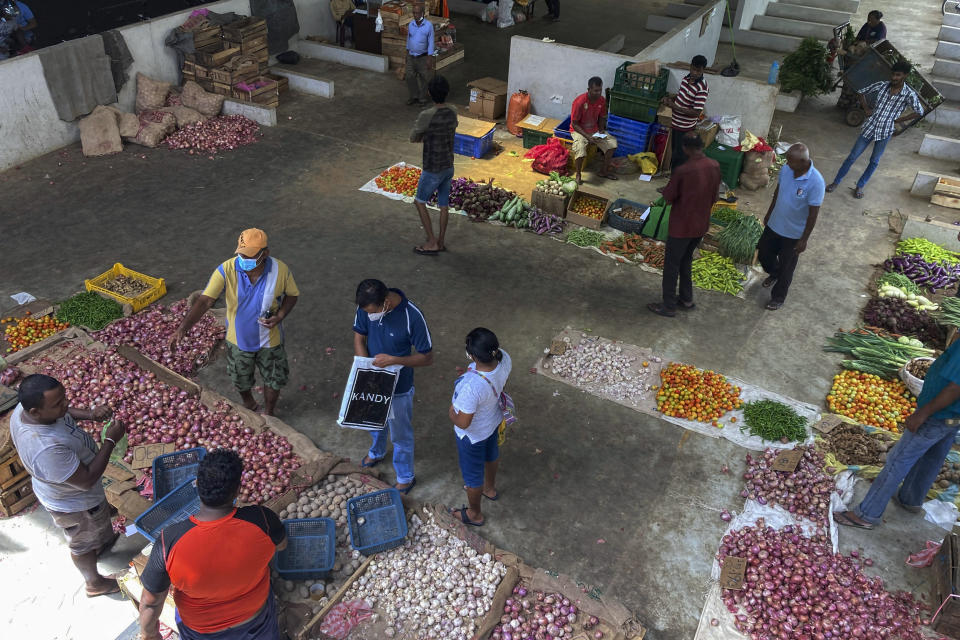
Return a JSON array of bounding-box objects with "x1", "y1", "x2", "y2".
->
[
  {"x1": 646, "y1": 0, "x2": 860, "y2": 55},
  {"x1": 919, "y1": 12, "x2": 960, "y2": 162}
]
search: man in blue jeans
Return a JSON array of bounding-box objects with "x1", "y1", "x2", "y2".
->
[
  {"x1": 411, "y1": 74, "x2": 458, "y2": 256},
  {"x1": 353, "y1": 279, "x2": 433, "y2": 494},
  {"x1": 826, "y1": 61, "x2": 923, "y2": 200},
  {"x1": 834, "y1": 341, "x2": 960, "y2": 530}
]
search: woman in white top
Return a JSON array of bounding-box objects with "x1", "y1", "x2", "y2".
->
[{"x1": 448, "y1": 328, "x2": 512, "y2": 526}]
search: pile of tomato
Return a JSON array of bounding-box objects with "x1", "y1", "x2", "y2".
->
[
  {"x1": 3, "y1": 312, "x2": 69, "y2": 352},
  {"x1": 826, "y1": 370, "x2": 915, "y2": 432},
  {"x1": 572, "y1": 195, "x2": 607, "y2": 220},
  {"x1": 656, "y1": 362, "x2": 743, "y2": 425},
  {"x1": 375, "y1": 166, "x2": 422, "y2": 197}
]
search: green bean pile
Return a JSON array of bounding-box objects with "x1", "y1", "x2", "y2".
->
[
  {"x1": 565, "y1": 228, "x2": 606, "y2": 247},
  {"x1": 56, "y1": 292, "x2": 124, "y2": 330},
  {"x1": 741, "y1": 399, "x2": 808, "y2": 443}
]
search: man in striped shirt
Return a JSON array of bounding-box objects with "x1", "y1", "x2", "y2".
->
[
  {"x1": 662, "y1": 55, "x2": 709, "y2": 171},
  {"x1": 826, "y1": 61, "x2": 923, "y2": 199}
]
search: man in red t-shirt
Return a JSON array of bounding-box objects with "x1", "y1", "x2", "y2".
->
[
  {"x1": 570, "y1": 76, "x2": 618, "y2": 184},
  {"x1": 649, "y1": 133, "x2": 721, "y2": 317},
  {"x1": 138, "y1": 450, "x2": 287, "y2": 640}
]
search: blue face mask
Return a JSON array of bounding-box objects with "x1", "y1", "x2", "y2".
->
[{"x1": 237, "y1": 253, "x2": 262, "y2": 271}]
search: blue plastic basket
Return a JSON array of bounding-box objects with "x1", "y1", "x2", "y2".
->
[
  {"x1": 274, "y1": 518, "x2": 336, "y2": 580},
  {"x1": 453, "y1": 128, "x2": 494, "y2": 158},
  {"x1": 606, "y1": 114, "x2": 652, "y2": 139},
  {"x1": 134, "y1": 478, "x2": 201, "y2": 543},
  {"x1": 554, "y1": 116, "x2": 573, "y2": 141},
  {"x1": 152, "y1": 447, "x2": 206, "y2": 501},
  {"x1": 347, "y1": 488, "x2": 407, "y2": 556}
]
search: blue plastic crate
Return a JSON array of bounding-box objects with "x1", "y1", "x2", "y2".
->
[
  {"x1": 274, "y1": 518, "x2": 336, "y2": 580},
  {"x1": 152, "y1": 447, "x2": 206, "y2": 501},
  {"x1": 554, "y1": 116, "x2": 573, "y2": 141},
  {"x1": 134, "y1": 478, "x2": 201, "y2": 543},
  {"x1": 606, "y1": 114, "x2": 652, "y2": 139},
  {"x1": 453, "y1": 128, "x2": 494, "y2": 158},
  {"x1": 610, "y1": 130, "x2": 650, "y2": 158},
  {"x1": 347, "y1": 488, "x2": 407, "y2": 556}
]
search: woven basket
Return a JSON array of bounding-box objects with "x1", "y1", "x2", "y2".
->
[{"x1": 899, "y1": 357, "x2": 934, "y2": 397}]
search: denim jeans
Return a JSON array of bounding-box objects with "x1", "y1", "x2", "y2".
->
[
  {"x1": 832, "y1": 134, "x2": 890, "y2": 189},
  {"x1": 855, "y1": 416, "x2": 958, "y2": 523},
  {"x1": 368, "y1": 388, "x2": 415, "y2": 483}
]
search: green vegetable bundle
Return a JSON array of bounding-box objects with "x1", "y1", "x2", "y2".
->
[
  {"x1": 823, "y1": 329, "x2": 934, "y2": 379},
  {"x1": 741, "y1": 399, "x2": 807, "y2": 443},
  {"x1": 935, "y1": 297, "x2": 960, "y2": 328},
  {"x1": 710, "y1": 207, "x2": 742, "y2": 225},
  {"x1": 716, "y1": 215, "x2": 764, "y2": 264},
  {"x1": 56, "y1": 292, "x2": 123, "y2": 330},
  {"x1": 896, "y1": 237, "x2": 960, "y2": 265},
  {"x1": 566, "y1": 228, "x2": 605, "y2": 247},
  {"x1": 876, "y1": 272, "x2": 921, "y2": 295},
  {"x1": 691, "y1": 251, "x2": 745, "y2": 295}
]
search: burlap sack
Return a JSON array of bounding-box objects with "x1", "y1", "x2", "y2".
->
[
  {"x1": 744, "y1": 150, "x2": 775, "y2": 171},
  {"x1": 159, "y1": 105, "x2": 206, "y2": 128},
  {"x1": 739, "y1": 171, "x2": 770, "y2": 191},
  {"x1": 181, "y1": 80, "x2": 225, "y2": 117},
  {"x1": 125, "y1": 110, "x2": 176, "y2": 148},
  {"x1": 135, "y1": 73, "x2": 171, "y2": 112},
  {"x1": 103, "y1": 105, "x2": 141, "y2": 138},
  {"x1": 78, "y1": 105, "x2": 122, "y2": 156}
]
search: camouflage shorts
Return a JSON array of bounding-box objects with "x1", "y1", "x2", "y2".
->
[{"x1": 226, "y1": 342, "x2": 290, "y2": 391}]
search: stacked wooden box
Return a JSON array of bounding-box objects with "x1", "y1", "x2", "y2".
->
[
  {"x1": 222, "y1": 17, "x2": 269, "y2": 70},
  {"x1": 0, "y1": 435, "x2": 35, "y2": 517}
]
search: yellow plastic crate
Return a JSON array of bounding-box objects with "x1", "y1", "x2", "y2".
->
[
  {"x1": 85, "y1": 263, "x2": 166, "y2": 312},
  {"x1": 711, "y1": 200, "x2": 737, "y2": 214}
]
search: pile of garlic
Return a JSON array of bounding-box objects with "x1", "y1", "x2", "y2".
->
[
  {"x1": 542, "y1": 335, "x2": 659, "y2": 403},
  {"x1": 342, "y1": 509, "x2": 507, "y2": 639}
]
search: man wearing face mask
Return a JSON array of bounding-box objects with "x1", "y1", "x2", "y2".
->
[
  {"x1": 171, "y1": 229, "x2": 299, "y2": 416},
  {"x1": 353, "y1": 279, "x2": 433, "y2": 494}
]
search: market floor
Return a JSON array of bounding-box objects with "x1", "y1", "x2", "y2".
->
[{"x1": 2, "y1": 9, "x2": 959, "y2": 640}]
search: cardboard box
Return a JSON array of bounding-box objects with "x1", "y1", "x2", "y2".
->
[
  {"x1": 467, "y1": 77, "x2": 508, "y2": 120},
  {"x1": 531, "y1": 188, "x2": 569, "y2": 218},
  {"x1": 657, "y1": 105, "x2": 672, "y2": 127},
  {"x1": 566, "y1": 186, "x2": 611, "y2": 230},
  {"x1": 625, "y1": 59, "x2": 660, "y2": 76},
  {"x1": 698, "y1": 121, "x2": 719, "y2": 148}
]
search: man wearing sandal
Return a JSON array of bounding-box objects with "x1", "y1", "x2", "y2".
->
[
  {"x1": 10, "y1": 374, "x2": 126, "y2": 597},
  {"x1": 834, "y1": 341, "x2": 960, "y2": 530},
  {"x1": 826, "y1": 61, "x2": 923, "y2": 200},
  {"x1": 570, "y1": 76, "x2": 618, "y2": 184}
]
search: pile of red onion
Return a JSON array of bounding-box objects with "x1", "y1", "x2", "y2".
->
[
  {"x1": 35, "y1": 347, "x2": 298, "y2": 503},
  {"x1": 742, "y1": 447, "x2": 835, "y2": 528},
  {"x1": 490, "y1": 585, "x2": 604, "y2": 640},
  {"x1": 719, "y1": 523, "x2": 927, "y2": 640},
  {"x1": 165, "y1": 115, "x2": 261, "y2": 153},
  {"x1": 93, "y1": 299, "x2": 225, "y2": 377}
]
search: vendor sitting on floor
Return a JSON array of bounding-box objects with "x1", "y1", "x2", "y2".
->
[{"x1": 570, "y1": 76, "x2": 618, "y2": 184}]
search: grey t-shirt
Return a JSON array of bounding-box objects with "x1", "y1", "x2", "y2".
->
[{"x1": 10, "y1": 405, "x2": 105, "y2": 513}]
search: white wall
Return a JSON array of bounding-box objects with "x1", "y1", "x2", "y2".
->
[
  {"x1": 506, "y1": 37, "x2": 634, "y2": 121},
  {"x1": 0, "y1": 0, "x2": 251, "y2": 171},
  {"x1": 732, "y1": 0, "x2": 770, "y2": 32},
  {"x1": 292, "y1": 0, "x2": 337, "y2": 44},
  {"x1": 635, "y1": 0, "x2": 724, "y2": 67},
  {"x1": 666, "y1": 68, "x2": 778, "y2": 140}
]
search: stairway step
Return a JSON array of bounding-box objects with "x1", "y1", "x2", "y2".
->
[
  {"x1": 946, "y1": 13, "x2": 960, "y2": 29},
  {"x1": 934, "y1": 58, "x2": 960, "y2": 81},
  {"x1": 933, "y1": 76, "x2": 960, "y2": 103},
  {"x1": 778, "y1": 0, "x2": 859, "y2": 13},
  {"x1": 937, "y1": 40, "x2": 960, "y2": 63},
  {"x1": 942, "y1": 25, "x2": 960, "y2": 45},
  {"x1": 752, "y1": 15, "x2": 835, "y2": 40},
  {"x1": 919, "y1": 133, "x2": 960, "y2": 161},
  {"x1": 765, "y1": 3, "x2": 851, "y2": 25}
]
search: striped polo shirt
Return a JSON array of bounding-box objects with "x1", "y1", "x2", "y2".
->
[
  {"x1": 672, "y1": 75, "x2": 709, "y2": 131},
  {"x1": 201, "y1": 256, "x2": 299, "y2": 351}
]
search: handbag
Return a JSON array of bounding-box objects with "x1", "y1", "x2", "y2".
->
[{"x1": 468, "y1": 369, "x2": 516, "y2": 445}]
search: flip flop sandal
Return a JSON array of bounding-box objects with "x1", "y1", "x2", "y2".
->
[
  {"x1": 853, "y1": 189, "x2": 864, "y2": 199},
  {"x1": 450, "y1": 505, "x2": 484, "y2": 527},
  {"x1": 603, "y1": 173, "x2": 619, "y2": 180},
  {"x1": 765, "y1": 300, "x2": 784, "y2": 311},
  {"x1": 85, "y1": 576, "x2": 122, "y2": 598},
  {"x1": 825, "y1": 183, "x2": 838, "y2": 193},
  {"x1": 413, "y1": 247, "x2": 439, "y2": 256},
  {"x1": 762, "y1": 276, "x2": 777, "y2": 288},
  {"x1": 833, "y1": 511, "x2": 874, "y2": 530},
  {"x1": 394, "y1": 477, "x2": 417, "y2": 494},
  {"x1": 361, "y1": 456, "x2": 383, "y2": 468},
  {"x1": 647, "y1": 302, "x2": 676, "y2": 318},
  {"x1": 463, "y1": 485, "x2": 500, "y2": 500}
]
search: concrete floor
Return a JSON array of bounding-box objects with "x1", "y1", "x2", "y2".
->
[{"x1": 2, "y1": 3, "x2": 960, "y2": 639}]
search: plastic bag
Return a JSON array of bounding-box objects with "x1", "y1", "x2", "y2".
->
[
  {"x1": 337, "y1": 356, "x2": 403, "y2": 430},
  {"x1": 506, "y1": 90, "x2": 530, "y2": 136},
  {"x1": 717, "y1": 115, "x2": 741, "y2": 147},
  {"x1": 375, "y1": 10, "x2": 383, "y2": 32},
  {"x1": 102, "y1": 421, "x2": 128, "y2": 462},
  {"x1": 497, "y1": 0, "x2": 515, "y2": 27},
  {"x1": 628, "y1": 151, "x2": 659, "y2": 175},
  {"x1": 524, "y1": 137, "x2": 569, "y2": 175},
  {"x1": 481, "y1": 1, "x2": 497, "y2": 22}
]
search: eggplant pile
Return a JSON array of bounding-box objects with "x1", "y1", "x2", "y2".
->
[{"x1": 883, "y1": 254, "x2": 960, "y2": 292}]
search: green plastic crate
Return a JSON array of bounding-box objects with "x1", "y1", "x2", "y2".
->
[
  {"x1": 608, "y1": 90, "x2": 659, "y2": 124},
  {"x1": 613, "y1": 64, "x2": 668, "y2": 100},
  {"x1": 522, "y1": 128, "x2": 552, "y2": 149},
  {"x1": 705, "y1": 142, "x2": 744, "y2": 189}
]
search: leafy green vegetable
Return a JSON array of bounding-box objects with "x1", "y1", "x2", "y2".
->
[{"x1": 780, "y1": 38, "x2": 833, "y2": 96}]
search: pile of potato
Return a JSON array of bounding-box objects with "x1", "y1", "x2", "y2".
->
[
  {"x1": 271, "y1": 473, "x2": 380, "y2": 607},
  {"x1": 935, "y1": 460, "x2": 960, "y2": 489}
]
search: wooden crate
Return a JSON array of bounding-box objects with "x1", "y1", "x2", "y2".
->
[
  {"x1": 932, "y1": 177, "x2": 960, "y2": 210},
  {"x1": 436, "y1": 43, "x2": 465, "y2": 71},
  {"x1": 0, "y1": 451, "x2": 28, "y2": 491},
  {"x1": 222, "y1": 17, "x2": 267, "y2": 41},
  {"x1": 232, "y1": 76, "x2": 279, "y2": 106},
  {"x1": 264, "y1": 73, "x2": 289, "y2": 93},
  {"x1": 208, "y1": 59, "x2": 259, "y2": 84},
  {"x1": 195, "y1": 77, "x2": 214, "y2": 92},
  {"x1": 233, "y1": 34, "x2": 268, "y2": 54},
  {"x1": 193, "y1": 43, "x2": 241, "y2": 67},
  {"x1": 381, "y1": 34, "x2": 406, "y2": 59},
  {"x1": 211, "y1": 81, "x2": 232, "y2": 96},
  {"x1": 0, "y1": 476, "x2": 36, "y2": 517}
]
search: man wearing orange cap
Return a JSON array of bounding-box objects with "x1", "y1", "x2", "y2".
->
[{"x1": 171, "y1": 230, "x2": 299, "y2": 416}]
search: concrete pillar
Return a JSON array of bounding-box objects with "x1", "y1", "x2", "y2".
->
[
  {"x1": 941, "y1": 25, "x2": 960, "y2": 44},
  {"x1": 936, "y1": 40, "x2": 960, "y2": 61},
  {"x1": 933, "y1": 58, "x2": 960, "y2": 80},
  {"x1": 919, "y1": 133, "x2": 960, "y2": 161}
]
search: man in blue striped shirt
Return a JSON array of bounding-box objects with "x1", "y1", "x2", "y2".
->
[{"x1": 405, "y1": 3, "x2": 435, "y2": 106}]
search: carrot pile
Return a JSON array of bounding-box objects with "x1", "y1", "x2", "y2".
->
[{"x1": 599, "y1": 235, "x2": 666, "y2": 268}]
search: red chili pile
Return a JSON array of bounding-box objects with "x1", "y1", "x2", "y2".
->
[
  {"x1": 36, "y1": 348, "x2": 298, "y2": 504},
  {"x1": 165, "y1": 115, "x2": 261, "y2": 153},
  {"x1": 93, "y1": 299, "x2": 225, "y2": 377},
  {"x1": 719, "y1": 523, "x2": 926, "y2": 640},
  {"x1": 741, "y1": 447, "x2": 835, "y2": 528}
]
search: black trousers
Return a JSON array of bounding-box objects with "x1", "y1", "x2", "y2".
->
[
  {"x1": 662, "y1": 236, "x2": 701, "y2": 311},
  {"x1": 670, "y1": 127, "x2": 691, "y2": 170},
  {"x1": 757, "y1": 226, "x2": 800, "y2": 303},
  {"x1": 546, "y1": 0, "x2": 559, "y2": 17}
]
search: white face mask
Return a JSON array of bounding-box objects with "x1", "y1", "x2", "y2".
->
[{"x1": 367, "y1": 303, "x2": 387, "y2": 323}]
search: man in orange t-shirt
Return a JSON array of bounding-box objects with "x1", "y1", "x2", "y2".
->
[
  {"x1": 570, "y1": 76, "x2": 618, "y2": 184},
  {"x1": 138, "y1": 450, "x2": 287, "y2": 640}
]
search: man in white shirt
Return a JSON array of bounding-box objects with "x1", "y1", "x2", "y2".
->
[{"x1": 10, "y1": 374, "x2": 127, "y2": 597}]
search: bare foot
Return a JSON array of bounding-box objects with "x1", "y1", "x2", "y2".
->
[{"x1": 85, "y1": 576, "x2": 120, "y2": 598}]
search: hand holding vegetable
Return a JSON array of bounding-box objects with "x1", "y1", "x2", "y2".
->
[
  {"x1": 167, "y1": 327, "x2": 187, "y2": 350},
  {"x1": 92, "y1": 405, "x2": 113, "y2": 421}
]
